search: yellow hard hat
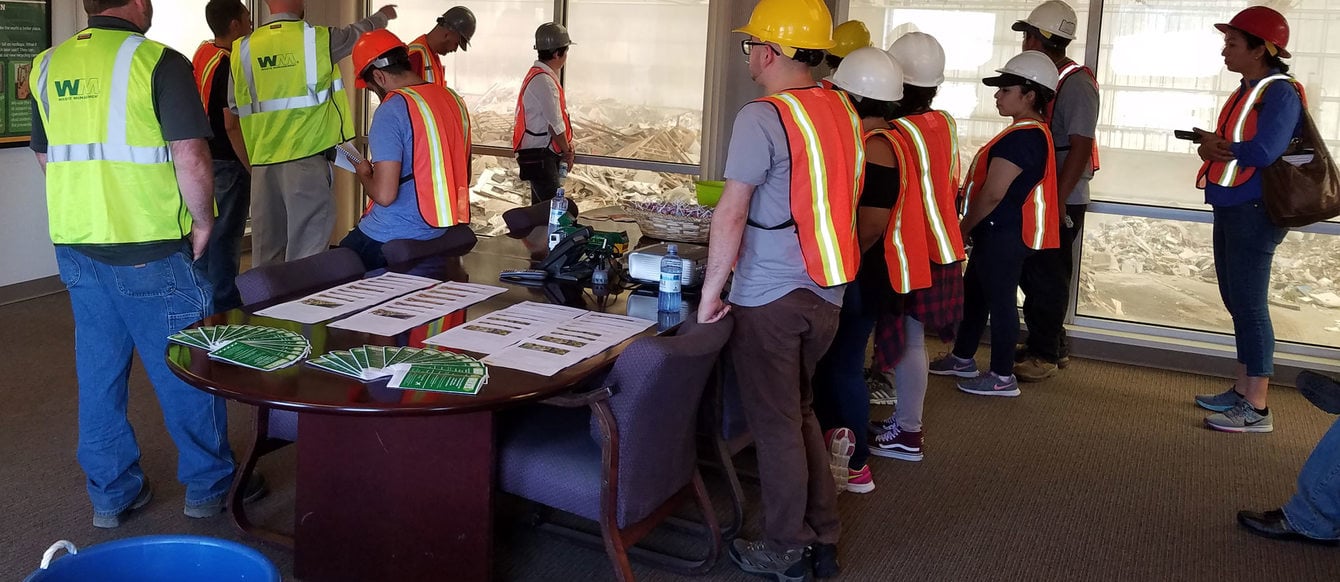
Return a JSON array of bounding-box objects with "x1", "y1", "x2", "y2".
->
[
  {"x1": 734, "y1": 0, "x2": 836, "y2": 57},
  {"x1": 831, "y1": 20, "x2": 872, "y2": 58}
]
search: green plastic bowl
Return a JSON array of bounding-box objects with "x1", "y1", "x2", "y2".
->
[{"x1": 695, "y1": 180, "x2": 725, "y2": 207}]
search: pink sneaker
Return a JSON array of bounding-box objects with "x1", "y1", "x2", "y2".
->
[
  {"x1": 825, "y1": 428, "x2": 856, "y2": 493},
  {"x1": 846, "y1": 465, "x2": 875, "y2": 494}
]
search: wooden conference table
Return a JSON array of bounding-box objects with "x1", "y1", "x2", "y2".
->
[{"x1": 167, "y1": 213, "x2": 682, "y2": 581}]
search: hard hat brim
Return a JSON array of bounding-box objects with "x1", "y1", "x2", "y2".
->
[
  {"x1": 1214, "y1": 23, "x2": 1291, "y2": 57},
  {"x1": 983, "y1": 72, "x2": 1030, "y2": 88}
]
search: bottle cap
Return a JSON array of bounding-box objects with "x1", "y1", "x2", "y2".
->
[{"x1": 666, "y1": 243, "x2": 678, "y2": 254}]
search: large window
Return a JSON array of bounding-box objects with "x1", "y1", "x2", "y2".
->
[{"x1": 147, "y1": 0, "x2": 249, "y2": 58}]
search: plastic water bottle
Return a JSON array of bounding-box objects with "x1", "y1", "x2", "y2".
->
[
  {"x1": 658, "y1": 244, "x2": 683, "y2": 313},
  {"x1": 559, "y1": 162, "x2": 570, "y2": 180},
  {"x1": 547, "y1": 187, "x2": 568, "y2": 250}
]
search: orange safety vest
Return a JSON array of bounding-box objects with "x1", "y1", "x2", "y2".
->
[
  {"x1": 889, "y1": 110, "x2": 966, "y2": 264},
  {"x1": 370, "y1": 85, "x2": 472, "y2": 227},
  {"x1": 407, "y1": 35, "x2": 446, "y2": 88},
  {"x1": 961, "y1": 120, "x2": 1060, "y2": 250},
  {"x1": 818, "y1": 78, "x2": 836, "y2": 90},
  {"x1": 191, "y1": 41, "x2": 229, "y2": 110},
  {"x1": 749, "y1": 88, "x2": 865, "y2": 287},
  {"x1": 512, "y1": 66, "x2": 572, "y2": 154},
  {"x1": 1197, "y1": 74, "x2": 1305, "y2": 189},
  {"x1": 865, "y1": 128, "x2": 932, "y2": 294},
  {"x1": 1047, "y1": 61, "x2": 1101, "y2": 173}
]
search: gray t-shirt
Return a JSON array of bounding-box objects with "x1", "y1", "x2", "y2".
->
[
  {"x1": 722, "y1": 101, "x2": 846, "y2": 308},
  {"x1": 1051, "y1": 65, "x2": 1100, "y2": 204}
]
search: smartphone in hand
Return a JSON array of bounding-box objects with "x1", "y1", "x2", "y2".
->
[{"x1": 1174, "y1": 129, "x2": 1201, "y2": 142}]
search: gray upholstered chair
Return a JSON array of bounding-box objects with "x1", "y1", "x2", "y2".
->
[
  {"x1": 498, "y1": 314, "x2": 732, "y2": 581},
  {"x1": 699, "y1": 347, "x2": 753, "y2": 541},
  {"x1": 232, "y1": 247, "x2": 366, "y2": 547},
  {"x1": 502, "y1": 199, "x2": 580, "y2": 238},
  {"x1": 381, "y1": 223, "x2": 478, "y2": 267}
]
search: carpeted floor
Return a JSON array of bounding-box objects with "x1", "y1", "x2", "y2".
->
[{"x1": 2, "y1": 292, "x2": 1337, "y2": 581}]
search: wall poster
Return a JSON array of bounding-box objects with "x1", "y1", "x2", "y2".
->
[{"x1": 0, "y1": 0, "x2": 50, "y2": 148}]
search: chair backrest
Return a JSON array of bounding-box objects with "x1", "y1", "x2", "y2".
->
[
  {"x1": 236, "y1": 247, "x2": 367, "y2": 307},
  {"x1": 381, "y1": 224, "x2": 479, "y2": 266},
  {"x1": 502, "y1": 199, "x2": 580, "y2": 238},
  {"x1": 597, "y1": 314, "x2": 733, "y2": 528}
]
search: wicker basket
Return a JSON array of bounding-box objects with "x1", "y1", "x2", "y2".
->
[{"x1": 624, "y1": 202, "x2": 713, "y2": 244}]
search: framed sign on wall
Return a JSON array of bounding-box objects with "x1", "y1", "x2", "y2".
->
[{"x1": 0, "y1": 0, "x2": 51, "y2": 148}]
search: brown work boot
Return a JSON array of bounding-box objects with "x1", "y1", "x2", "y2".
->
[{"x1": 1014, "y1": 357, "x2": 1058, "y2": 383}]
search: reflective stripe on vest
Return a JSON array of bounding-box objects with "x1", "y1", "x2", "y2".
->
[
  {"x1": 753, "y1": 88, "x2": 865, "y2": 287},
  {"x1": 35, "y1": 29, "x2": 188, "y2": 244},
  {"x1": 1048, "y1": 62, "x2": 1101, "y2": 173},
  {"x1": 891, "y1": 110, "x2": 966, "y2": 264},
  {"x1": 512, "y1": 66, "x2": 572, "y2": 153},
  {"x1": 408, "y1": 36, "x2": 444, "y2": 87},
  {"x1": 391, "y1": 85, "x2": 472, "y2": 227},
  {"x1": 961, "y1": 120, "x2": 1060, "y2": 250},
  {"x1": 232, "y1": 21, "x2": 354, "y2": 164},
  {"x1": 192, "y1": 41, "x2": 227, "y2": 110},
  {"x1": 866, "y1": 129, "x2": 932, "y2": 294},
  {"x1": 1197, "y1": 74, "x2": 1299, "y2": 189}
]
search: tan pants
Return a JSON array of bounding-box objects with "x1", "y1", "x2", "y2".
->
[
  {"x1": 249, "y1": 153, "x2": 335, "y2": 266},
  {"x1": 729, "y1": 289, "x2": 842, "y2": 550}
]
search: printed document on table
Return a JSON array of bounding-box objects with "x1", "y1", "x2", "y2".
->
[
  {"x1": 253, "y1": 272, "x2": 439, "y2": 324},
  {"x1": 422, "y1": 301, "x2": 586, "y2": 354},
  {"x1": 482, "y1": 312, "x2": 654, "y2": 376},
  {"x1": 329, "y1": 282, "x2": 508, "y2": 336}
]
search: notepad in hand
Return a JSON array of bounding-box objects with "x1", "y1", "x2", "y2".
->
[{"x1": 1283, "y1": 152, "x2": 1315, "y2": 167}]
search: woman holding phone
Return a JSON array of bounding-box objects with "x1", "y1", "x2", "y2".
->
[{"x1": 1192, "y1": 6, "x2": 1304, "y2": 433}]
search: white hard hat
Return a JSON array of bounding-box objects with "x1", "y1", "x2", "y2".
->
[
  {"x1": 887, "y1": 32, "x2": 945, "y2": 88},
  {"x1": 984, "y1": 50, "x2": 1059, "y2": 92},
  {"x1": 1011, "y1": 0, "x2": 1078, "y2": 41},
  {"x1": 829, "y1": 46, "x2": 904, "y2": 103}
]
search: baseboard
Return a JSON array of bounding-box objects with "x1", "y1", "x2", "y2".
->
[{"x1": 0, "y1": 275, "x2": 64, "y2": 307}]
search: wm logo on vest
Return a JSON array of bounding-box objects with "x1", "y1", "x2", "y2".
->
[
  {"x1": 257, "y1": 53, "x2": 299, "y2": 70},
  {"x1": 53, "y1": 78, "x2": 101, "y2": 101}
]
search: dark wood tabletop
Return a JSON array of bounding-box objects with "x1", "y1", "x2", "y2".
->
[{"x1": 166, "y1": 210, "x2": 685, "y2": 417}]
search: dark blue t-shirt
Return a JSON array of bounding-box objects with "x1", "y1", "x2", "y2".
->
[{"x1": 980, "y1": 127, "x2": 1048, "y2": 231}]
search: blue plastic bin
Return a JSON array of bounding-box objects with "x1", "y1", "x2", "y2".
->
[{"x1": 26, "y1": 536, "x2": 280, "y2": 582}]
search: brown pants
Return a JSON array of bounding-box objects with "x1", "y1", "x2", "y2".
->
[{"x1": 730, "y1": 289, "x2": 842, "y2": 550}]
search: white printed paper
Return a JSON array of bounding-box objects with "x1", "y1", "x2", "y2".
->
[
  {"x1": 328, "y1": 282, "x2": 508, "y2": 336},
  {"x1": 253, "y1": 272, "x2": 439, "y2": 324},
  {"x1": 333, "y1": 141, "x2": 366, "y2": 173},
  {"x1": 480, "y1": 311, "x2": 654, "y2": 376}
]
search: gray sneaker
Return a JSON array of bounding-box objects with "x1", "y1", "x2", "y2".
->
[
  {"x1": 865, "y1": 368, "x2": 897, "y2": 405},
  {"x1": 1205, "y1": 401, "x2": 1273, "y2": 433},
  {"x1": 185, "y1": 473, "x2": 269, "y2": 518},
  {"x1": 929, "y1": 353, "x2": 979, "y2": 378},
  {"x1": 1195, "y1": 386, "x2": 1246, "y2": 412},
  {"x1": 93, "y1": 482, "x2": 153, "y2": 529},
  {"x1": 957, "y1": 372, "x2": 1020, "y2": 397},
  {"x1": 730, "y1": 539, "x2": 812, "y2": 582}
]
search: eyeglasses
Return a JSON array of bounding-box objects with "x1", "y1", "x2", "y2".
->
[{"x1": 741, "y1": 40, "x2": 780, "y2": 57}]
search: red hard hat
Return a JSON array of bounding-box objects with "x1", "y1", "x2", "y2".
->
[
  {"x1": 352, "y1": 29, "x2": 407, "y2": 88},
  {"x1": 1215, "y1": 6, "x2": 1291, "y2": 58}
]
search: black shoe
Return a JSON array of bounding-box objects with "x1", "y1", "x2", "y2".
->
[
  {"x1": 1237, "y1": 509, "x2": 1339, "y2": 546},
  {"x1": 809, "y1": 543, "x2": 839, "y2": 578},
  {"x1": 1296, "y1": 371, "x2": 1340, "y2": 414}
]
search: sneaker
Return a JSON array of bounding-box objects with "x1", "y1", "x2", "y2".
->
[
  {"x1": 1013, "y1": 357, "x2": 1058, "y2": 383},
  {"x1": 846, "y1": 465, "x2": 875, "y2": 494},
  {"x1": 865, "y1": 368, "x2": 897, "y2": 405},
  {"x1": 957, "y1": 372, "x2": 1020, "y2": 397},
  {"x1": 809, "y1": 542, "x2": 839, "y2": 578},
  {"x1": 1296, "y1": 370, "x2": 1340, "y2": 414},
  {"x1": 730, "y1": 538, "x2": 812, "y2": 582},
  {"x1": 870, "y1": 422, "x2": 923, "y2": 462},
  {"x1": 185, "y1": 472, "x2": 269, "y2": 519},
  {"x1": 825, "y1": 428, "x2": 855, "y2": 493},
  {"x1": 868, "y1": 414, "x2": 895, "y2": 435},
  {"x1": 1015, "y1": 345, "x2": 1071, "y2": 369},
  {"x1": 92, "y1": 482, "x2": 153, "y2": 529},
  {"x1": 1205, "y1": 401, "x2": 1273, "y2": 433},
  {"x1": 929, "y1": 353, "x2": 979, "y2": 378},
  {"x1": 1195, "y1": 386, "x2": 1246, "y2": 412}
]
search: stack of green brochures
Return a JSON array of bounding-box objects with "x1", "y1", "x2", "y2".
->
[
  {"x1": 307, "y1": 346, "x2": 488, "y2": 395},
  {"x1": 169, "y1": 325, "x2": 311, "y2": 371}
]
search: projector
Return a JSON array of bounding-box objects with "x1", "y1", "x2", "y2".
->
[{"x1": 627, "y1": 242, "x2": 708, "y2": 287}]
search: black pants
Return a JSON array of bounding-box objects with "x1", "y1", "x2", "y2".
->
[
  {"x1": 1019, "y1": 204, "x2": 1087, "y2": 362},
  {"x1": 953, "y1": 224, "x2": 1033, "y2": 376},
  {"x1": 518, "y1": 148, "x2": 561, "y2": 204},
  {"x1": 338, "y1": 226, "x2": 387, "y2": 271}
]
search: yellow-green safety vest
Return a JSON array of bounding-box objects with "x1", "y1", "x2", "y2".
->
[
  {"x1": 32, "y1": 28, "x2": 190, "y2": 245},
  {"x1": 232, "y1": 21, "x2": 355, "y2": 165}
]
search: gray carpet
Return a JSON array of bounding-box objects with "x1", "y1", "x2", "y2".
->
[{"x1": 2, "y1": 292, "x2": 1337, "y2": 581}]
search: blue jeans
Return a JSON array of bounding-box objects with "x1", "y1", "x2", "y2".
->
[
  {"x1": 1212, "y1": 200, "x2": 1287, "y2": 377},
  {"x1": 814, "y1": 283, "x2": 877, "y2": 470},
  {"x1": 55, "y1": 246, "x2": 235, "y2": 517},
  {"x1": 1283, "y1": 415, "x2": 1340, "y2": 540},
  {"x1": 196, "y1": 159, "x2": 251, "y2": 313}
]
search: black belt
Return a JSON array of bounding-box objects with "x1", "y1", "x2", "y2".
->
[{"x1": 746, "y1": 217, "x2": 796, "y2": 230}]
